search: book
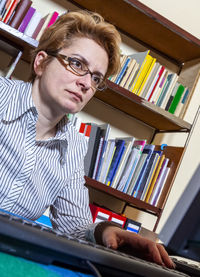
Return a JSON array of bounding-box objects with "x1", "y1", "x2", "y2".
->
[
  {"x1": 110, "y1": 136, "x2": 135, "y2": 189},
  {"x1": 124, "y1": 62, "x2": 139, "y2": 90},
  {"x1": 94, "y1": 123, "x2": 111, "y2": 180},
  {"x1": 23, "y1": 10, "x2": 42, "y2": 37},
  {"x1": 145, "y1": 153, "x2": 166, "y2": 203},
  {"x1": 133, "y1": 139, "x2": 146, "y2": 151},
  {"x1": 3, "y1": 0, "x2": 20, "y2": 24},
  {"x1": 109, "y1": 54, "x2": 127, "y2": 83},
  {"x1": 36, "y1": 12, "x2": 55, "y2": 41},
  {"x1": 124, "y1": 218, "x2": 141, "y2": 234},
  {"x1": 126, "y1": 151, "x2": 148, "y2": 196},
  {"x1": 144, "y1": 64, "x2": 162, "y2": 100},
  {"x1": 134, "y1": 144, "x2": 155, "y2": 199},
  {"x1": 130, "y1": 50, "x2": 150, "y2": 93},
  {"x1": 109, "y1": 212, "x2": 126, "y2": 228},
  {"x1": 142, "y1": 62, "x2": 161, "y2": 100},
  {"x1": 92, "y1": 137, "x2": 104, "y2": 179},
  {"x1": 78, "y1": 122, "x2": 86, "y2": 135},
  {"x1": 18, "y1": 6, "x2": 36, "y2": 33},
  {"x1": 151, "y1": 69, "x2": 168, "y2": 104},
  {"x1": 164, "y1": 81, "x2": 180, "y2": 111},
  {"x1": 156, "y1": 73, "x2": 176, "y2": 107},
  {"x1": 73, "y1": 115, "x2": 82, "y2": 132},
  {"x1": 47, "y1": 11, "x2": 59, "y2": 27},
  {"x1": 0, "y1": 0, "x2": 7, "y2": 16},
  {"x1": 84, "y1": 124, "x2": 91, "y2": 140},
  {"x1": 1, "y1": 0, "x2": 13, "y2": 20},
  {"x1": 105, "y1": 139, "x2": 125, "y2": 186},
  {"x1": 140, "y1": 151, "x2": 161, "y2": 201},
  {"x1": 130, "y1": 146, "x2": 153, "y2": 198},
  {"x1": 147, "y1": 65, "x2": 165, "y2": 102},
  {"x1": 119, "y1": 58, "x2": 136, "y2": 88},
  {"x1": 84, "y1": 123, "x2": 101, "y2": 177},
  {"x1": 98, "y1": 139, "x2": 116, "y2": 184},
  {"x1": 121, "y1": 146, "x2": 143, "y2": 194},
  {"x1": 160, "y1": 73, "x2": 178, "y2": 109},
  {"x1": 117, "y1": 146, "x2": 141, "y2": 192},
  {"x1": 9, "y1": 0, "x2": 32, "y2": 29},
  {"x1": 139, "y1": 62, "x2": 157, "y2": 98},
  {"x1": 168, "y1": 84, "x2": 185, "y2": 114},
  {"x1": 137, "y1": 56, "x2": 156, "y2": 96},
  {"x1": 89, "y1": 204, "x2": 111, "y2": 223},
  {"x1": 132, "y1": 53, "x2": 153, "y2": 95},
  {"x1": 154, "y1": 166, "x2": 171, "y2": 207},
  {"x1": 175, "y1": 88, "x2": 189, "y2": 118},
  {"x1": 101, "y1": 141, "x2": 116, "y2": 184},
  {"x1": 32, "y1": 16, "x2": 45, "y2": 40},
  {"x1": 149, "y1": 158, "x2": 169, "y2": 205},
  {"x1": 115, "y1": 56, "x2": 132, "y2": 85},
  {"x1": 0, "y1": 0, "x2": 9, "y2": 19}
]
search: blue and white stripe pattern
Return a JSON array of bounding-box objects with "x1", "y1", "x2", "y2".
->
[{"x1": 0, "y1": 76, "x2": 93, "y2": 239}]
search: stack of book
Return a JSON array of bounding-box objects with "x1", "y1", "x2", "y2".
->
[
  {"x1": 90, "y1": 203, "x2": 141, "y2": 234},
  {"x1": 0, "y1": 0, "x2": 62, "y2": 40},
  {"x1": 69, "y1": 114, "x2": 171, "y2": 207},
  {"x1": 108, "y1": 50, "x2": 190, "y2": 119}
]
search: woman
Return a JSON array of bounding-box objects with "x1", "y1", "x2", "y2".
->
[{"x1": 0, "y1": 10, "x2": 174, "y2": 268}]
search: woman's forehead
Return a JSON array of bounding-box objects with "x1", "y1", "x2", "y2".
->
[{"x1": 61, "y1": 37, "x2": 109, "y2": 74}]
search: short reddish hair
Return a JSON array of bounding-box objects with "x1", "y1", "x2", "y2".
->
[{"x1": 29, "y1": 10, "x2": 121, "y2": 82}]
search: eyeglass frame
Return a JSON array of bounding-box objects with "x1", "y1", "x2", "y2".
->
[{"x1": 46, "y1": 51, "x2": 107, "y2": 91}]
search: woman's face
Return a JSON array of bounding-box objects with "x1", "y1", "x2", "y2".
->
[{"x1": 33, "y1": 37, "x2": 109, "y2": 117}]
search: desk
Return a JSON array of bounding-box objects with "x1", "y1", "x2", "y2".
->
[{"x1": 0, "y1": 251, "x2": 94, "y2": 277}]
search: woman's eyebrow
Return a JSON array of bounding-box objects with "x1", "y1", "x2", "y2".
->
[{"x1": 71, "y1": 53, "x2": 105, "y2": 77}]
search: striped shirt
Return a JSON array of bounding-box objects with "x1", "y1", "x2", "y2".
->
[{"x1": 0, "y1": 76, "x2": 94, "y2": 239}]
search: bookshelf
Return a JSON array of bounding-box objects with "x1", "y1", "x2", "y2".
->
[
  {"x1": 0, "y1": 0, "x2": 200, "y2": 231},
  {"x1": 67, "y1": 0, "x2": 200, "y2": 66},
  {"x1": 85, "y1": 146, "x2": 185, "y2": 232},
  {"x1": 65, "y1": 0, "x2": 200, "y2": 231},
  {"x1": 0, "y1": 21, "x2": 38, "y2": 62},
  {"x1": 99, "y1": 80, "x2": 191, "y2": 132}
]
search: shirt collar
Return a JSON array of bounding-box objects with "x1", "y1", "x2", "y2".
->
[{"x1": 2, "y1": 81, "x2": 36, "y2": 122}]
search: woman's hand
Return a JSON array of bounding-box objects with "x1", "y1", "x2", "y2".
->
[{"x1": 102, "y1": 226, "x2": 175, "y2": 269}]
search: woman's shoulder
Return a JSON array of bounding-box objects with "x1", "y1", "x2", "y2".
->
[{"x1": 0, "y1": 77, "x2": 32, "y2": 116}]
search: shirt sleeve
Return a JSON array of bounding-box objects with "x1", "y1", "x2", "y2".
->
[{"x1": 49, "y1": 160, "x2": 96, "y2": 240}]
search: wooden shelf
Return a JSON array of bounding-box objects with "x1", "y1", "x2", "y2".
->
[
  {"x1": 85, "y1": 146, "x2": 185, "y2": 232},
  {"x1": 0, "y1": 21, "x2": 38, "y2": 62},
  {"x1": 95, "y1": 80, "x2": 191, "y2": 132},
  {"x1": 0, "y1": 21, "x2": 191, "y2": 132},
  {"x1": 68, "y1": 0, "x2": 200, "y2": 65},
  {"x1": 85, "y1": 176, "x2": 161, "y2": 216}
]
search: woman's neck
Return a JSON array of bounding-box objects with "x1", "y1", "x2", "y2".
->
[{"x1": 32, "y1": 78, "x2": 63, "y2": 141}]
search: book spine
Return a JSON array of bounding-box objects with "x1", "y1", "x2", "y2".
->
[
  {"x1": 32, "y1": 17, "x2": 45, "y2": 39},
  {"x1": 0, "y1": 0, "x2": 7, "y2": 16},
  {"x1": 9, "y1": 0, "x2": 32, "y2": 29},
  {"x1": 24, "y1": 11, "x2": 42, "y2": 37},
  {"x1": 18, "y1": 6, "x2": 35, "y2": 33},
  {"x1": 3, "y1": 0, "x2": 20, "y2": 24},
  {"x1": 147, "y1": 66, "x2": 165, "y2": 101},
  {"x1": 47, "y1": 11, "x2": 59, "y2": 27},
  {"x1": 168, "y1": 84, "x2": 185, "y2": 114}
]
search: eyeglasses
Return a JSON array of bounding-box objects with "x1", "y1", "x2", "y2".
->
[{"x1": 47, "y1": 52, "x2": 107, "y2": 91}]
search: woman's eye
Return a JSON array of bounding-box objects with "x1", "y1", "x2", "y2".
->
[
  {"x1": 92, "y1": 75, "x2": 101, "y2": 85},
  {"x1": 71, "y1": 58, "x2": 82, "y2": 69}
]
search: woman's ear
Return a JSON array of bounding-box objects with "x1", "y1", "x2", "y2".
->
[{"x1": 33, "y1": 51, "x2": 48, "y2": 77}]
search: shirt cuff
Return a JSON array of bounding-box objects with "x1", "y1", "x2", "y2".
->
[{"x1": 85, "y1": 221, "x2": 121, "y2": 245}]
